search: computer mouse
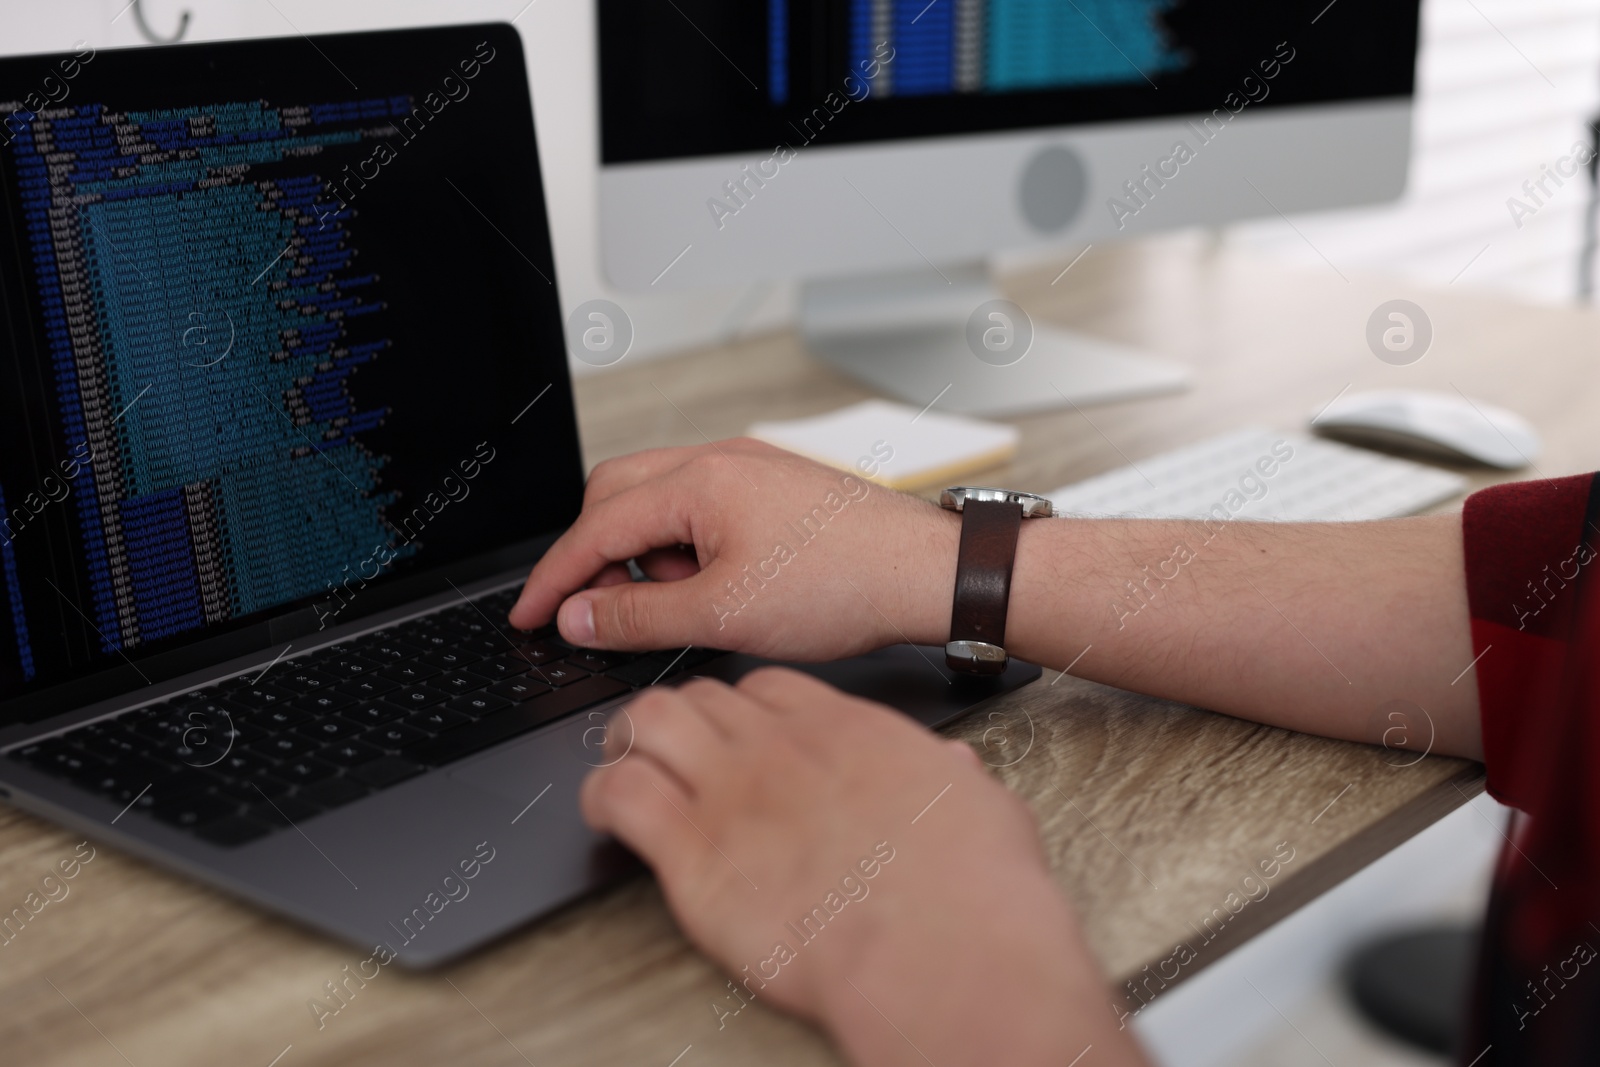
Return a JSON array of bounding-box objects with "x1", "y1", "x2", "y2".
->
[{"x1": 1311, "y1": 389, "x2": 1541, "y2": 469}]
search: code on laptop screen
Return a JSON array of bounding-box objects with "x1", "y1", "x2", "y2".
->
[{"x1": 0, "y1": 26, "x2": 581, "y2": 717}]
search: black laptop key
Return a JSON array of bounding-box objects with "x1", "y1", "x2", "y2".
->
[
  {"x1": 339, "y1": 702, "x2": 406, "y2": 729},
  {"x1": 210, "y1": 751, "x2": 281, "y2": 779},
  {"x1": 295, "y1": 776, "x2": 372, "y2": 810},
  {"x1": 433, "y1": 671, "x2": 489, "y2": 697},
  {"x1": 387, "y1": 628, "x2": 436, "y2": 651},
  {"x1": 378, "y1": 662, "x2": 440, "y2": 685},
  {"x1": 251, "y1": 771, "x2": 300, "y2": 799},
  {"x1": 334, "y1": 675, "x2": 400, "y2": 701},
  {"x1": 569, "y1": 650, "x2": 631, "y2": 672},
  {"x1": 408, "y1": 630, "x2": 452, "y2": 651},
  {"x1": 195, "y1": 815, "x2": 274, "y2": 847},
  {"x1": 456, "y1": 617, "x2": 500, "y2": 639},
  {"x1": 132, "y1": 717, "x2": 187, "y2": 744},
  {"x1": 251, "y1": 733, "x2": 321, "y2": 760},
  {"x1": 204, "y1": 721, "x2": 267, "y2": 749},
  {"x1": 271, "y1": 756, "x2": 341, "y2": 785},
  {"x1": 280, "y1": 667, "x2": 341, "y2": 694},
  {"x1": 320, "y1": 741, "x2": 384, "y2": 767},
  {"x1": 421, "y1": 648, "x2": 482, "y2": 671},
  {"x1": 294, "y1": 717, "x2": 363, "y2": 744},
  {"x1": 404, "y1": 706, "x2": 471, "y2": 734},
  {"x1": 475, "y1": 588, "x2": 517, "y2": 609},
  {"x1": 448, "y1": 692, "x2": 512, "y2": 718},
  {"x1": 464, "y1": 653, "x2": 530, "y2": 682},
  {"x1": 509, "y1": 639, "x2": 565, "y2": 665},
  {"x1": 294, "y1": 689, "x2": 357, "y2": 714},
  {"x1": 532, "y1": 663, "x2": 589, "y2": 688},
  {"x1": 92, "y1": 752, "x2": 186, "y2": 792},
  {"x1": 358, "y1": 638, "x2": 422, "y2": 663},
  {"x1": 77, "y1": 763, "x2": 149, "y2": 803},
  {"x1": 206, "y1": 776, "x2": 264, "y2": 806},
  {"x1": 381, "y1": 686, "x2": 449, "y2": 712},
  {"x1": 102, "y1": 720, "x2": 161, "y2": 749},
  {"x1": 126, "y1": 777, "x2": 197, "y2": 818},
  {"x1": 411, "y1": 675, "x2": 632, "y2": 767},
  {"x1": 74, "y1": 731, "x2": 142, "y2": 763},
  {"x1": 456, "y1": 635, "x2": 507, "y2": 657},
  {"x1": 325, "y1": 655, "x2": 382, "y2": 679},
  {"x1": 257, "y1": 704, "x2": 314, "y2": 730},
  {"x1": 486, "y1": 677, "x2": 552, "y2": 703},
  {"x1": 151, "y1": 790, "x2": 239, "y2": 829},
  {"x1": 34, "y1": 747, "x2": 106, "y2": 780},
  {"x1": 363, "y1": 723, "x2": 432, "y2": 752},
  {"x1": 231, "y1": 684, "x2": 296, "y2": 707},
  {"x1": 147, "y1": 738, "x2": 200, "y2": 768},
  {"x1": 350, "y1": 756, "x2": 426, "y2": 789}
]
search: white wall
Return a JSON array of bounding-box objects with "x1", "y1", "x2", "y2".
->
[{"x1": 0, "y1": 0, "x2": 792, "y2": 374}]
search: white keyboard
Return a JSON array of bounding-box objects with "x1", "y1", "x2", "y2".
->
[{"x1": 1047, "y1": 427, "x2": 1467, "y2": 522}]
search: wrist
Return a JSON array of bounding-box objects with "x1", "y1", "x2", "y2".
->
[
  {"x1": 891, "y1": 499, "x2": 962, "y2": 648},
  {"x1": 1004, "y1": 515, "x2": 1080, "y2": 668},
  {"x1": 902, "y1": 497, "x2": 1064, "y2": 664}
]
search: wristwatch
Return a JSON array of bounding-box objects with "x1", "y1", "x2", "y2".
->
[{"x1": 939, "y1": 487, "x2": 1053, "y2": 675}]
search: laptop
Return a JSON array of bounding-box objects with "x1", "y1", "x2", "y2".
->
[{"x1": 0, "y1": 24, "x2": 1037, "y2": 966}]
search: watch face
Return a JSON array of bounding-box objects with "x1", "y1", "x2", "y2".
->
[{"x1": 941, "y1": 487, "x2": 1054, "y2": 517}]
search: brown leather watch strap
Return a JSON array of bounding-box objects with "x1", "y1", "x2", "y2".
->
[{"x1": 948, "y1": 499, "x2": 1023, "y2": 666}]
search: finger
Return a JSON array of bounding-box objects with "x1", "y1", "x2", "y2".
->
[
  {"x1": 625, "y1": 686, "x2": 730, "y2": 789},
  {"x1": 671, "y1": 676, "x2": 766, "y2": 742},
  {"x1": 735, "y1": 666, "x2": 864, "y2": 717},
  {"x1": 946, "y1": 738, "x2": 984, "y2": 770},
  {"x1": 509, "y1": 472, "x2": 704, "y2": 629},
  {"x1": 587, "y1": 562, "x2": 635, "y2": 590},
  {"x1": 579, "y1": 753, "x2": 702, "y2": 878},
  {"x1": 737, "y1": 667, "x2": 920, "y2": 762},
  {"x1": 635, "y1": 546, "x2": 700, "y2": 582},
  {"x1": 584, "y1": 446, "x2": 710, "y2": 506},
  {"x1": 556, "y1": 564, "x2": 733, "y2": 650}
]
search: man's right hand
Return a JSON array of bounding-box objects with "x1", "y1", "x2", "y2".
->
[{"x1": 508, "y1": 439, "x2": 959, "y2": 660}]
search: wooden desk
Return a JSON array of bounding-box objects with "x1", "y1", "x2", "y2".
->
[{"x1": 6, "y1": 235, "x2": 1591, "y2": 1066}]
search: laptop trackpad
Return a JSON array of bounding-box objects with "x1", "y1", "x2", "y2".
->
[{"x1": 446, "y1": 721, "x2": 594, "y2": 809}]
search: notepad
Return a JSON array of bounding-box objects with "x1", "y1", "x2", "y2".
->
[{"x1": 749, "y1": 399, "x2": 1019, "y2": 491}]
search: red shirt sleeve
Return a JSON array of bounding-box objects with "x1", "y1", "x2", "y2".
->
[
  {"x1": 1459, "y1": 475, "x2": 1600, "y2": 1062},
  {"x1": 1461, "y1": 473, "x2": 1598, "y2": 811}
]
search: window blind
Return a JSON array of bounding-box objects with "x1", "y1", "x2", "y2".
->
[{"x1": 1230, "y1": 0, "x2": 1600, "y2": 303}]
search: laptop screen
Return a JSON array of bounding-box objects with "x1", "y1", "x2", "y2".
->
[{"x1": 0, "y1": 24, "x2": 583, "y2": 725}]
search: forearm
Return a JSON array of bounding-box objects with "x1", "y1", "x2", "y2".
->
[{"x1": 904, "y1": 510, "x2": 1482, "y2": 760}]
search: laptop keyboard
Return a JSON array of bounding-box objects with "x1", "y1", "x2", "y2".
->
[{"x1": 7, "y1": 587, "x2": 725, "y2": 848}]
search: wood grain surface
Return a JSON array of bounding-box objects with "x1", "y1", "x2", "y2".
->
[{"x1": 7, "y1": 232, "x2": 1589, "y2": 1067}]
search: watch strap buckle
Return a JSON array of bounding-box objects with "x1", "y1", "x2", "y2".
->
[{"x1": 945, "y1": 640, "x2": 1009, "y2": 675}]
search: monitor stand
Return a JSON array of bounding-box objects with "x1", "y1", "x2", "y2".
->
[{"x1": 799, "y1": 262, "x2": 1190, "y2": 417}]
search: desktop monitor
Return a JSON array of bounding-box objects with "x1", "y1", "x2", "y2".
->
[{"x1": 597, "y1": 0, "x2": 1422, "y2": 414}]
